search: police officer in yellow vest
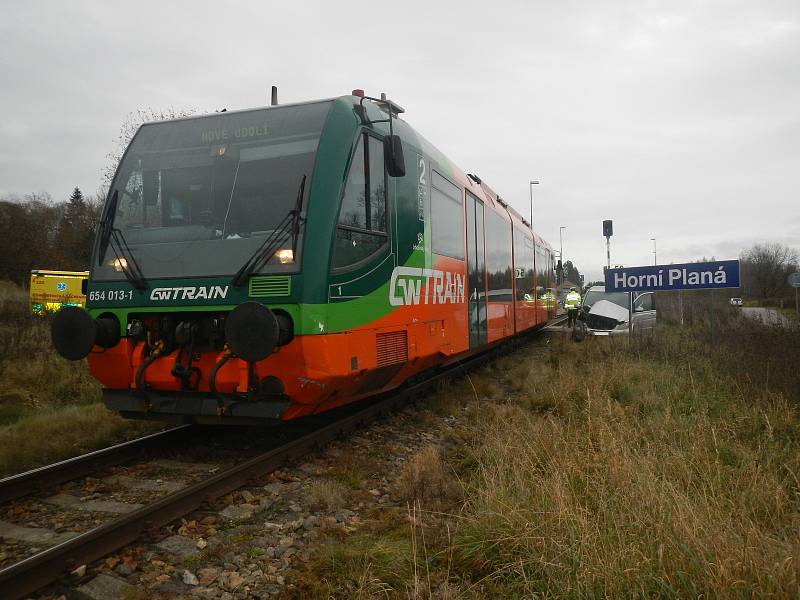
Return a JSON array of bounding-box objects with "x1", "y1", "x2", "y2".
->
[{"x1": 564, "y1": 287, "x2": 582, "y2": 327}]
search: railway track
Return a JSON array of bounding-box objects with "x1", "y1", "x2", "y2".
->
[
  {"x1": 0, "y1": 343, "x2": 508, "y2": 599},
  {"x1": 0, "y1": 425, "x2": 193, "y2": 505}
]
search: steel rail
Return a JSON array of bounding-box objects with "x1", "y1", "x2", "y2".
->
[
  {"x1": 0, "y1": 425, "x2": 193, "y2": 504},
  {"x1": 0, "y1": 343, "x2": 507, "y2": 599}
]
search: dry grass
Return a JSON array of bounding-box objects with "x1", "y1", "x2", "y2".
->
[
  {"x1": 0, "y1": 404, "x2": 154, "y2": 475},
  {"x1": 327, "y1": 446, "x2": 383, "y2": 490},
  {"x1": 0, "y1": 286, "x2": 98, "y2": 412},
  {"x1": 306, "y1": 478, "x2": 350, "y2": 512},
  {"x1": 395, "y1": 445, "x2": 460, "y2": 510},
  {"x1": 0, "y1": 285, "x2": 157, "y2": 475},
  {"x1": 656, "y1": 291, "x2": 799, "y2": 405},
  {"x1": 301, "y1": 322, "x2": 800, "y2": 598}
]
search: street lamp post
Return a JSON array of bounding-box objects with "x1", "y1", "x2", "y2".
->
[
  {"x1": 650, "y1": 238, "x2": 657, "y2": 265},
  {"x1": 529, "y1": 180, "x2": 539, "y2": 226}
]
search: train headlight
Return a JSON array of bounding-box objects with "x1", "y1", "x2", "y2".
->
[
  {"x1": 108, "y1": 257, "x2": 128, "y2": 272},
  {"x1": 275, "y1": 249, "x2": 294, "y2": 264}
]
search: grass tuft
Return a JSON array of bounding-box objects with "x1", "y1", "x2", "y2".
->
[
  {"x1": 306, "y1": 478, "x2": 350, "y2": 512},
  {"x1": 395, "y1": 445, "x2": 460, "y2": 509}
]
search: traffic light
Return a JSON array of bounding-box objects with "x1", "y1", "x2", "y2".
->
[{"x1": 603, "y1": 220, "x2": 613, "y2": 238}]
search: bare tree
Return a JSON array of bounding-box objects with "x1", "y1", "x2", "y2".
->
[
  {"x1": 102, "y1": 107, "x2": 198, "y2": 187},
  {"x1": 0, "y1": 193, "x2": 62, "y2": 283},
  {"x1": 740, "y1": 242, "x2": 799, "y2": 299}
]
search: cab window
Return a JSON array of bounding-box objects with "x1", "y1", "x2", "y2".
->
[
  {"x1": 333, "y1": 134, "x2": 388, "y2": 269},
  {"x1": 634, "y1": 293, "x2": 655, "y2": 311}
]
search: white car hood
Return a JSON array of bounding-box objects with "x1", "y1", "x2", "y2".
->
[{"x1": 588, "y1": 299, "x2": 628, "y2": 323}]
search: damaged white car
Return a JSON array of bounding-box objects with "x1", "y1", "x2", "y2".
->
[{"x1": 576, "y1": 286, "x2": 657, "y2": 336}]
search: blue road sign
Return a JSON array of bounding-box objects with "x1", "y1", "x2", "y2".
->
[{"x1": 605, "y1": 260, "x2": 740, "y2": 292}]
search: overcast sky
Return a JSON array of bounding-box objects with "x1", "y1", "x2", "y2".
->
[{"x1": 1, "y1": 0, "x2": 798, "y2": 280}]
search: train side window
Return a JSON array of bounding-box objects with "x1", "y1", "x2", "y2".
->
[
  {"x1": 333, "y1": 133, "x2": 388, "y2": 269},
  {"x1": 485, "y1": 209, "x2": 513, "y2": 301},
  {"x1": 514, "y1": 228, "x2": 535, "y2": 300},
  {"x1": 430, "y1": 170, "x2": 464, "y2": 259},
  {"x1": 535, "y1": 245, "x2": 548, "y2": 291}
]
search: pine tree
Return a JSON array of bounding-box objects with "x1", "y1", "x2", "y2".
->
[
  {"x1": 69, "y1": 187, "x2": 84, "y2": 204},
  {"x1": 56, "y1": 187, "x2": 94, "y2": 269}
]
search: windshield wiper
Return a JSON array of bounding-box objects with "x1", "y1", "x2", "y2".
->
[
  {"x1": 97, "y1": 189, "x2": 119, "y2": 265},
  {"x1": 98, "y1": 189, "x2": 148, "y2": 291},
  {"x1": 231, "y1": 174, "x2": 306, "y2": 287}
]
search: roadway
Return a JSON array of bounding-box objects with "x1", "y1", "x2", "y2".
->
[{"x1": 741, "y1": 307, "x2": 794, "y2": 327}]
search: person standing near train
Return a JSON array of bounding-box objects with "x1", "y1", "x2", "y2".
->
[{"x1": 564, "y1": 287, "x2": 582, "y2": 327}]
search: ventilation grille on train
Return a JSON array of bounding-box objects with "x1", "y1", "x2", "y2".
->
[
  {"x1": 376, "y1": 331, "x2": 408, "y2": 367},
  {"x1": 249, "y1": 276, "x2": 291, "y2": 298}
]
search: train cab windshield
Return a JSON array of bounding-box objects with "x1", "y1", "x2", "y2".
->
[{"x1": 94, "y1": 101, "x2": 332, "y2": 282}]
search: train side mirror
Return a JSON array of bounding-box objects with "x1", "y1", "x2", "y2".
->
[{"x1": 384, "y1": 135, "x2": 405, "y2": 177}]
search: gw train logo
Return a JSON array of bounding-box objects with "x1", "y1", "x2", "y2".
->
[
  {"x1": 389, "y1": 267, "x2": 465, "y2": 306},
  {"x1": 150, "y1": 286, "x2": 229, "y2": 301}
]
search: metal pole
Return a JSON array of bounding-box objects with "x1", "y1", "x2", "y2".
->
[
  {"x1": 529, "y1": 185, "x2": 533, "y2": 225},
  {"x1": 559, "y1": 226, "x2": 566, "y2": 288},
  {"x1": 651, "y1": 238, "x2": 657, "y2": 265},
  {"x1": 679, "y1": 290, "x2": 684, "y2": 326},
  {"x1": 796, "y1": 286, "x2": 798, "y2": 316},
  {"x1": 606, "y1": 237, "x2": 611, "y2": 270},
  {"x1": 628, "y1": 293, "x2": 633, "y2": 339},
  {"x1": 529, "y1": 181, "x2": 539, "y2": 226},
  {"x1": 710, "y1": 289, "x2": 715, "y2": 345}
]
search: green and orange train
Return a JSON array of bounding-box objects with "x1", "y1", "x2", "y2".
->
[{"x1": 52, "y1": 91, "x2": 557, "y2": 424}]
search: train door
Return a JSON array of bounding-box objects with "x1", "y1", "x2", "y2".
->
[{"x1": 466, "y1": 191, "x2": 487, "y2": 348}]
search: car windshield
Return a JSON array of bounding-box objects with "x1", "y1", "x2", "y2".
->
[
  {"x1": 93, "y1": 101, "x2": 332, "y2": 281},
  {"x1": 583, "y1": 289, "x2": 629, "y2": 309}
]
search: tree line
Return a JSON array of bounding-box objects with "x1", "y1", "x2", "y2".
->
[
  {"x1": 2, "y1": 187, "x2": 794, "y2": 302},
  {"x1": 0, "y1": 187, "x2": 101, "y2": 285}
]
